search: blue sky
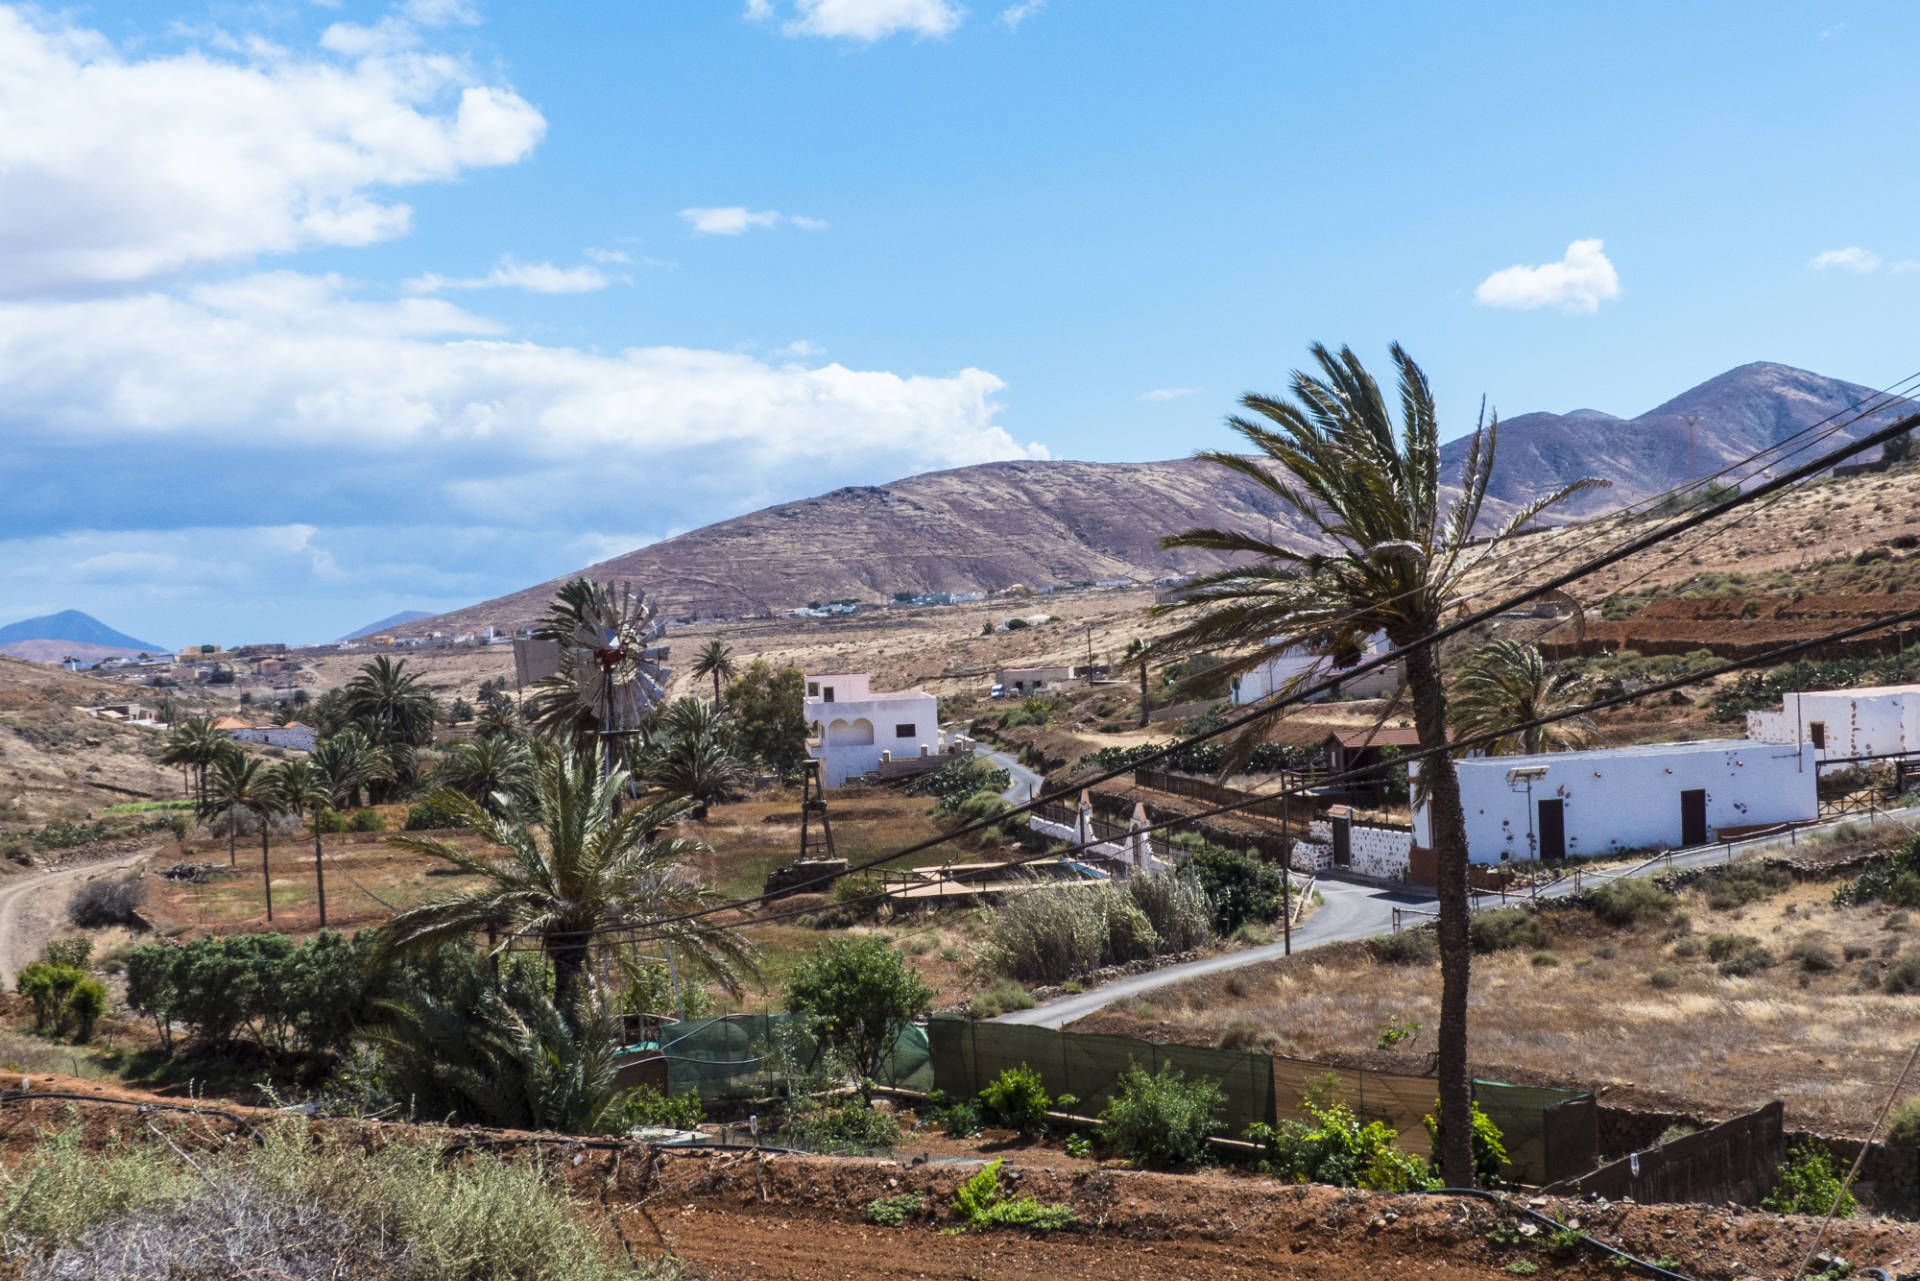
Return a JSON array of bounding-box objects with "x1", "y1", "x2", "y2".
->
[{"x1": 4, "y1": 0, "x2": 1918, "y2": 647}]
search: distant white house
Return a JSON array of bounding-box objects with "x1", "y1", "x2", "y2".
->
[
  {"x1": 220, "y1": 721, "x2": 318, "y2": 752},
  {"x1": 1231, "y1": 632, "x2": 1401, "y2": 705},
  {"x1": 1411, "y1": 739, "x2": 1817, "y2": 864},
  {"x1": 1747, "y1": 685, "x2": 1920, "y2": 761},
  {"x1": 805, "y1": 673, "x2": 949, "y2": 788}
]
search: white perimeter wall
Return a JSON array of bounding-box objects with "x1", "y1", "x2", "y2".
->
[{"x1": 1414, "y1": 741, "x2": 1817, "y2": 862}]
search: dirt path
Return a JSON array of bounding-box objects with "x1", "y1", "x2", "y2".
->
[{"x1": 0, "y1": 843, "x2": 161, "y2": 985}]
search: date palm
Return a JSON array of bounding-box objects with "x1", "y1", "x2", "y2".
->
[
  {"x1": 691, "y1": 639, "x2": 738, "y2": 706},
  {"x1": 436, "y1": 735, "x2": 537, "y2": 817},
  {"x1": 1448, "y1": 640, "x2": 1595, "y2": 757},
  {"x1": 1153, "y1": 342, "x2": 1603, "y2": 1185},
  {"x1": 638, "y1": 698, "x2": 750, "y2": 814},
  {"x1": 342, "y1": 656, "x2": 439, "y2": 748},
  {"x1": 211, "y1": 753, "x2": 281, "y2": 920},
  {"x1": 160, "y1": 717, "x2": 227, "y2": 813},
  {"x1": 271, "y1": 758, "x2": 337, "y2": 927},
  {"x1": 311, "y1": 729, "x2": 390, "y2": 810},
  {"x1": 377, "y1": 742, "x2": 753, "y2": 1021}
]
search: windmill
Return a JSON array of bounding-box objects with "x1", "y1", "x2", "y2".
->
[{"x1": 529, "y1": 579, "x2": 672, "y2": 775}]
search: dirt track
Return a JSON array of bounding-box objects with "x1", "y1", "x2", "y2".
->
[{"x1": 0, "y1": 842, "x2": 160, "y2": 985}]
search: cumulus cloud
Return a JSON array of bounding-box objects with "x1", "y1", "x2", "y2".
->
[
  {"x1": 1474, "y1": 238, "x2": 1622, "y2": 314},
  {"x1": 679, "y1": 207, "x2": 824, "y2": 235},
  {"x1": 0, "y1": 7, "x2": 545, "y2": 296},
  {"x1": 584, "y1": 247, "x2": 633, "y2": 264},
  {"x1": 1142, "y1": 386, "x2": 1199, "y2": 402},
  {"x1": 771, "y1": 0, "x2": 964, "y2": 42},
  {"x1": 777, "y1": 339, "x2": 826, "y2": 357},
  {"x1": 1809, "y1": 246, "x2": 1883, "y2": 273},
  {"x1": 999, "y1": 1, "x2": 1044, "y2": 29},
  {"x1": 406, "y1": 255, "x2": 614, "y2": 294}
]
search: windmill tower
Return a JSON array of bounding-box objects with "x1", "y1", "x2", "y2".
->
[
  {"x1": 798, "y1": 758, "x2": 836, "y2": 862},
  {"x1": 542, "y1": 580, "x2": 671, "y2": 779}
]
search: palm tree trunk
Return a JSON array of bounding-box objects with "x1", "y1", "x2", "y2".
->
[
  {"x1": 313, "y1": 815, "x2": 327, "y2": 929},
  {"x1": 712, "y1": 670, "x2": 722, "y2": 706},
  {"x1": 228, "y1": 815, "x2": 236, "y2": 867},
  {"x1": 1404, "y1": 642, "x2": 1475, "y2": 1187},
  {"x1": 548, "y1": 931, "x2": 588, "y2": 1025},
  {"x1": 261, "y1": 819, "x2": 274, "y2": 923}
]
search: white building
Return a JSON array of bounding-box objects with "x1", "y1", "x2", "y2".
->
[
  {"x1": 1231, "y1": 633, "x2": 1401, "y2": 705},
  {"x1": 1747, "y1": 685, "x2": 1920, "y2": 761},
  {"x1": 805, "y1": 673, "x2": 947, "y2": 788},
  {"x1": 1411, "y1": 739, "x2": 1818, "y2": 863}
]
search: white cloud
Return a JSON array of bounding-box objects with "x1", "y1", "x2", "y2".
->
[
  {"x1": 744, "y1": 0, "x2": 776, "y2": 18},
  {"x1": 1809, "y1": 246, "x2": 1883, "y2": 273},
  {"x1": 402, "y1": 0, "x2": 481, "y2": 25},
  {"x1": 679, "y1": 206, "x2": 823, "y2": 235},
  {"x1": 999, "y1": 0, "x2": 1043, "y2": 29},
  {"x1": 1142, "y1": 386, "x2": 1199, "y2": 402},
  {"x1": 584, "y1": 247, "x2": 632, "y2": 264},
  {"x1": 0, "y1": 6, "x2": 545, "y2": 295},
  {"x1": 777, "y1": 339, "x2": 826, "y2": 357},
  {"x1": 779, "y1": 0, "x2": 963, "y2": 41},
  {"x1": 406, "y1": 255, "x2": 614, "y2": 294},
  {"x1": 1474, "y1": 238, "x2": 1622, "y2": 314}
]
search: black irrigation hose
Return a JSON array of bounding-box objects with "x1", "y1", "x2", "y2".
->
[
  {"x1": 1430, "y1": 1187, "x2": 1697, "y2": 1281},
  {"x1": 0, "y1": 1089, "x2": 264, "y2": 1144},
  {"x1": 445, "y1": 1134, "x2": 810, "y2": 1156}
]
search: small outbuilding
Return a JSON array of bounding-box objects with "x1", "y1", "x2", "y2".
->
[
  {"x1": 1746, "y1": 685, "x2": 1920, "y2": 761},
  {"x1": 1411, "y1": 738, "x2": 1817, "y2": 864}
]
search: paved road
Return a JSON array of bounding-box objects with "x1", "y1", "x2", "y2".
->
[
  {"x1": 972, "y1": 741, "x2": 1045, "y2": 806},
  {"x1": 999, "y1": 806, "x2": 1920, "y2": 1029},
  {"x1": 0, "y1": 845, "x2": 160, "y2": 987}
]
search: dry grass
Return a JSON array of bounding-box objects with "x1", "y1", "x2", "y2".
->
[{"x1": 1073, "y1": 872, "x2": 1920, "y2": 1134}]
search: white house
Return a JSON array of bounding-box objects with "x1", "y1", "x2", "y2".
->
[
  {"x1": 1747, "y1": 685, "x2": 1920, "y2": 761},
  {"x1": 1411, "y1": 739, "x2": 1818, "y2": 864},
  {"x1": 1230, "y1": 633, "x2": 1401, "y2": 705},
  {"x1": 805, "y1": 673, "x2": 946, "y2": 788}
]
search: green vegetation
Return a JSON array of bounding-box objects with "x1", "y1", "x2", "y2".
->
[
  {"x1": 723, "y1": 659, "x2": 810, "y2": 776},
  {"x1": 1097, "y1": 1060, "x2": 1225, "y2": 1168},
  {"x1": 1424, "y1": 1099, "x2": 1508, "y2": 1189},
  {"x1": 984, "y1": 876, "x2": 1214, "y2": 984},
  {"x1": 906, "y1": 755, "x2": 1010, "y2": 813},
  {"x1": 979, "y1": 1063, "x2": 1053, "y2": 1133},
  {"x1": 1761, "y1": 1144, "x2": 1856, "y2": 1217},
  {"x1": 1588, "y1": 878, "x2": 1675, "y2": 927},
  {"x1": 1469, "y1": 907, "x2": 1550, "y2": 955},
  {"x1": 1176, "y1": 842, "x2": 1284, "y2": 934},
  {"x1": 1714, "y1": 642, "x2": 1920, "y2": 721},
  {"x1": 865, "y1": 1192, "x2": 925, "y2": 1227},
  {"x1": 1246, "y1": 1101, "x2": 1437, "y2": 1191},
  {"x1": 786, "y1": 936, "x2": 932, "y2": 1099},
  {"x1": 1835, "y1": 834, "x2": 1920, "y2": 907},
  {"x1": 1078, "y1": 739, "x2": 1315, "y2": 778},
  {"x1": 1698, "y1": 862, "x2": 1791, "y2": 910},
  {"x1": 1367, "y1": 929, "x2": 1436, "y2": 966},
  {"x1": 951, "y1": 1160, "x2": 1078, "y2": 1232},
  {"x1": 1449, "y1": 640, "x2": 1594, "y2": 756}
]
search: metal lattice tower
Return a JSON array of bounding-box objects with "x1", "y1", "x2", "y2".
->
[{"x1": 798, "y1": 758, "x2": 836, "y2": 861}]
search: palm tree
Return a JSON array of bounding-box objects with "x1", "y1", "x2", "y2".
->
[
  {"x1": 1152, "y1": 343, "x2": 1602, "y2": 1185},
  {"x1": 377, "y1": 743, "x2": 753, "y2": 1021},
  {"x1": 311, "y1": 729, "x2": 390, "y2": 811},
  {"x1": 211, "y1": 753, "x2": 282, "y2": 920},
  {"x1": 638, "y1": 700, "x2": 750, "y2": 815},
  {"x1": 271, "y1": 758, "x2": 337, "y2": 927},
  {"x1": 435, "y1": 736, "x2": 537, "y2": 817},
  {"x1": 691, "y1": 639, "x2": 738, "y2": 706},
  {"x1": 160, "y1": 717, "x2": 228, "y2": 812},
  {"x1": 474, "y1": 697, "x2": 523, "y2": 742},
  {"x1": 342, "y1": 656, "x2": 439, "y2": 748},
  {"x1": 1448, "y1": 640, "x2": 1595, "y2": 757}
]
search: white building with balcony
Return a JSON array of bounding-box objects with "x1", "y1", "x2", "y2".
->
[{"x1": 805, "y1": 673, "x2": 948, "y2": 788}]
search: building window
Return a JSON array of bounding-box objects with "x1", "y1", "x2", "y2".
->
[
  {"x1": 823, "y1": 687, "x2": 835, "y2": 703},
  {"x1": 807, "y1": 682, "x2": 819, "y2": 697},
  {"x1": 1809, "y1": 721, "x2": 1826, "y2": 749},
  {"x1": 895, "y1": 723, "x2": 916, "y2": 738}
]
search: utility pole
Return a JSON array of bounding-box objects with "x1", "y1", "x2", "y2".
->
[
  {"x1": 1138, "y1": 653, "x2": 1149, "y2": 728},
  {"x1": 1685, "y1": 415, "x2": 1698, "y2": 491},
  {"x1": 1085, "y1": 623, "x2": 1095, "y2": 674},
  {"x1": 1281, "y1": 790, "x2": 1292, "y2": 955}
]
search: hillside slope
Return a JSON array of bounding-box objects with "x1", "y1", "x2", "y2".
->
[
  {"x1": 0, "y1": 610, "x2": 162, "y2": 653},
  {"x1": 404, "y1": 362, "x2": 1907, "y2": 634}
]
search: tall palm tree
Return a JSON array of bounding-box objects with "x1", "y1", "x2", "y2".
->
[
  {"x1": 160, "y1": 717, "x2": 228, "y2": 812},
  {"x1": 435, "y1": 735, "x2": 537, "y2": 817},
  {"x1": 474, "y1": 697, "x2": 523, "y2": 742},
  {"x1": 377, "y1": 743, "x2": 753, "y2": 1021},
  {"x1": 1449, "y1": 640, "x2": 1595, "y2": 757},
  {"x1": 1152, "y1": 343, "x2": 1603, "y2": 1185},
  {"x1": 271, "y1": 758, "x2": 337, "y2": 927},
  {"x1": 311, "y1": 729, "x2": 390, "y2": 810},
  {"x1": 638, "y1": 700, "x2": 750, "y2": 815},
  {"x1": 342, "y1": 656, "x2": 439, "y2": 749},
  {"x1": 211, "y1": 753, "x2": 282, "y2": 920},
  {"x1": 691, "y1": 639, "x2": 738, "y2": 706}
]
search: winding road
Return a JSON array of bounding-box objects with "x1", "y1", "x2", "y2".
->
[{"x1": 0, "y1": 845, "x2": 161, "y2": 987}]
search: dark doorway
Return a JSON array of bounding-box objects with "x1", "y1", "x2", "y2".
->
[
  {"x1": 1680, "y1": 789, "x2": 1708, "y2": 846},
  {"x1": 1537, "y1": 798, "x2": 1565, "y2": 861},
  {"x1": 1331, "y1": 813, "x2": 1352, "y2": 867}
]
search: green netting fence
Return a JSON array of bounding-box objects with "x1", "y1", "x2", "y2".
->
[
  {"x1": 926, "y1": 1016, "x2": 1595, "y2": 1186},
  {"x1": 642, "y1": 1014, "x2": 934, "y2": 1101}
]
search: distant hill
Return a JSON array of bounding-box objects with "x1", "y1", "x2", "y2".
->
[
  {"x1": 340, "y1": 610, "x2": 435, "y2": 641},
  {"x1": 0, "y1": 610, "x2": 162, "y2": 654},
  {"x1": 397, "y1": 361, "x2": 1912, "y2": 635},
  {"x1": 0, "y1": 639, "x2": 155, "y2": 666}
]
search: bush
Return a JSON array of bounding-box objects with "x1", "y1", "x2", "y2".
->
[
  {"x1": 1218, "y1": 1015, "x2": 1282, "y2": 1052},
  {"x1": 1530, "y1": 951, "x2": 1559, "y2": 968},
  {"x1": 1705, "y1": 932, "x2": 1760, "y2": 962},
  {"x1": 985, "y1": 882, "x2": 1176, "y2": 983},
  {"x1": 1700, "y1": 863, "x2": 1791, "y2": 911},
  {"x1": 1469, "y1": 908, "x2": 1549, "y2": 955},
  {"x1": 1246, "y1": 1102, "x2": 1436, "y2": 1192},
  {"x1": 1761, "y1": 1144, "x2": 1856, "y2": 1217},
  {"x1": 1588, "y1": 878, "x2": 1675, "y2": 927},
  {"x1": 67, "y1": 875, "x2": 147, "y2": 928},
  {"x1": 619, "y1": 1085, "x2": 704, "y2": 1131},
  {"x1": 1424, "y1": 1099, "x2": 1509, "y2": 1189},
  {"x1": 1097, "y1": 1061, "x2": 1225, "y2": 1168},
  {"x1": 968, "y1": 978, "x2": 1036, "y2": 1019},
  {"x1": 348, "y1": 809, "x2": 386, "y2": 833},
  {"x1": 15, "y1": 963, "x2": 84, "y2": 1034},
  {"x1": 404, "y1": 798, "x2": 470, "y2": 830},
  {"x1": 1888, "y1": 1098, "x2": 1920, "y2": 1151},
  {"x1": 790, "y1": 1102, "x2": 901, "y2": 1152},
  {"x1": 1177, "y1": 844, "x2": 1283, "y2": 934},
  {"x1": 66, "y1": 978, "x2": 108, "y2": 1042},
  {"x1": 313, "y1": 808, "x2": 351, "y2": 834},
  {"x1": 1789, "y1": 938, "x2": 1838, "y2": 973},
  {"x1": 1884, "y1": 954, "x2": 1920, "y2": 994},
  {"x1": 1716, "y1": 943, "x2": 1775, "y2": 978},
  {"x1": 1648, "y1": 966, "x2": 1680, "y2": 990},
  {"x1": 980, "y1": 1063, "x2": 1053, "y2": 1134},
  {"x1": 1125, "y1": 873, "x2": 1214, "y2": 953},
  {"x1": 907, "y1": 756, "x2": 1011, "y2": 814},
  {"x1": 121, "y1": 930, "x2": 376, "y2": 1056},
  {"x1": 1836, "y1": 834, "x2": 1920, "y2": 907},
  {"x1": 866, "y1": 1192, "x2": 925, "y2": 1227},
  {"x1": 950, "y1": 1159, "x2": 1078, "y2": 1232},
  {"x1": 42, "y1": 938, "x2": 92, "y2": 970},
  {"x1": 787, "y1": 936, "x2": 933, "y2": 1098},
  {"x1": 1367, "y1": 930, "x2": 1436, "y2": 966}
]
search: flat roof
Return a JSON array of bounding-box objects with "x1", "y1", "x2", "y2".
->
[
  {"x1": 1791, "y1": 684, "x2": 1920, "y2": 699},
  {"x1": 1459, "y1": 739, "x2": 1791, "y2": 768}
]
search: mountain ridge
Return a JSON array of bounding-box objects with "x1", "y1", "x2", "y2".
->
[
  {"x1": 0, "y1": 609, "x2": 162, "y2": 654},
  {"x1": 340, "y1": 610, "x2": 435, "y2": 641},
  {"x1": 398, "y1": 361, "x2": 1911, "y2": 636}
]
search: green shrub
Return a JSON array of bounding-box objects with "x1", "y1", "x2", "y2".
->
[
  {"x1": 791, "y1": 1103, "x2": 901, "y2": 1152},
  {"x1": 1789, "y1": 939, "x2": 1838, "y2": 973},
  {"x1": 42, "y1": 939, "x2": 93, "y2": 970},
  {"x1": 980, "y1": 1063, "x2": 1052, "y2": 1134},
  {"x1": 1530, "y1": 951, "x2": 1559, "y2": 968},
  {"x1": 1887, "y1": 1097, "x2": 1920, "y2": 1151},
  {"x1": 985, "y1": 881, "x2": 1177, "y2": 983},
  {"x1": 787, "y1": 936, "x2": 933, "y2": 1097},
  {"x1": 404, "y1": 798, "x2": 470, "y2": 830},
  {"x1": 1705, "y1": 933, "x2": 1759, "y2": 962},
  {"x1": 1700, "y1": 863, "x2": 1791, "y2": 911},
  {"x1": 921, "y1": 1090, "x2": 982, "y2": 1137},
  {"x1": 950, "y1": 1159, "x2": 1078, "y2": 1232},
  {"x1": 1177, "y1": 844, "x2": 1283, "y2": 934},
  {"x1": 15, "y1": 963, "x2": 84, "y2": 1034},
  {"x1": 1588, "y1": 878, "x2": 1675, "y2": 926},
  {"x1": 313, "y1": 808, "x2": 351, "y2": 834},
  {"x1": 1670, "y1": 937, "x2": 1703, "y2": 958},
  {"x1": 1367, "y1": 930, "x2": 1436, "y2": 966},
  {"x1": 1097, "y1": 1061, "x2": 1225, "y2": 1168},
  {"x1": 1709, "y1": 933, "x2": 1774, "y2": 976},
  {"x1": 67, "y1": 978, "x2": 108, "y2": 1042},
  {"x1": 1884, "y1": 954, "x2": 1920, "y2": 994},
  {"x1": 1836, "y1": 834, "x2": 1920, "y2": 907},
  {"x1": 619, "y1": 1086, "x2": 704, "y2": 1131},
  {"x1": 1469, "y1": 907, "x2": 1549, "y2": 955},
  {"x1": 968, "y1": 978, "x2": 1036, "y2": 1019},
  {"x1": 866, "y1": 1192, "x2": 925, "y2": 1227},
  {"x1": 1424, "y1": 1100, "x2": 1508, "y2": 1189},
  {"x1": 347, "y1": 809, "x2": 386, "y2": 833},
  {"x1": 908, "y1": 757, "x2": 1011, "y2": 814},
  {"x1": 1125, "y1": 873, "x2": 1214, "y2": 953},
  {"x1": 1761, "y1": 1144, "x2": 1856, "y2": 1217},
  {"x1": 1218, "y1": 1015, "x2": 1282, "y2": 1053},
  {"x1": 1246, "y1": 1102, "x2": 1436, "y2": 1191},
  {"x1": 1648, "y1": 966, "x2": 1680, "y2": 990}
]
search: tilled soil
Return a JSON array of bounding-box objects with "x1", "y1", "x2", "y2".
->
[{"x1": 6, "y1": 1082, "x2": 1920, "y2": 1280}]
